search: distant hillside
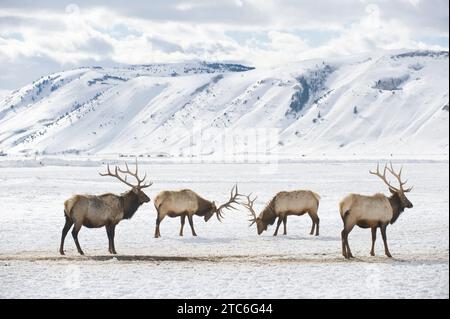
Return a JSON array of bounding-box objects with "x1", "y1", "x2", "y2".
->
[{"x1": 0, "y1": 51, "x2": 448, "y2": 159}]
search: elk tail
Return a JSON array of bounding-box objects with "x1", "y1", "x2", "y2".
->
[
  {"x1": 153, "y1": 194, "x2": 164, "y2": 211},
  {"x1": 64, "y1": 196, "x2": 78, "y2": 218},
  {"x1": 339, "y1": 199, "x2": 351, "y2": 222},
  {"x1": 311, "y1": 191, "x2": 321, "y2": 202}
]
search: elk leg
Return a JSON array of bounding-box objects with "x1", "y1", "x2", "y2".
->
[
  {"x1": 314, "y1": 216, "x2": 320, "y2": 236},
  {"x1": 273, "y1": 217, "x2": 283, "y2": 236},
  {"x1": 370, "y1": 227, "x2": 377, "y2": 256},
  {"x1": 187, "y1": 215, "x2": 197, "y2": 236},
  {"x1": 71, "y1": 222, "x2": 84, "y2": 255},
  {"x1": 341, "y1": 225, "x2": 354, "y2": 259},
  {"x1": 179, "y1": 214, "x2": 186, "y2": 236},
  {"x1": 283, "y1": 216, "x2": 287, "y2": 235},
  {"x1": 111, "y1": 226, "x2": 117, "y2": 254},
  {"x1": 380, "y1": 225, "x2": 392, "y2": 258},
  {"x1": 59, "y1": 216, "x2": 73, "y2": 255},
  {"x1": 154, "y1": 217, "x2": 160, "y2": 238},
  {"x1": 155, "y1": 213, "x2": 162, "y2": 238},
  {"x1": 308, "y1": 212, "x2": 319, "y2": 236},
  {"x1": 345, "y1": 231, "x2": 354, "y2": 259},
  {"x1": 341, "y1": 229, "x2": 348, "y2": 258},
  {"x1": 106, "y1": 225, "x2": 117, "y2": 254},
  {"x1": 310, "y1": 218, "x2": 315, "y2": 236}
]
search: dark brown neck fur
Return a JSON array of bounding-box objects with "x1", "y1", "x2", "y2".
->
[
  {"x1": 196, "y1": 196, "x2": 214, "y2": 216},
  {"x1": 260, "y1": 199, "x2": 277, "y2": 225},
  {"x1": 388, "y1": 193, "x2": 405, "y2": 224},
  {"x1": 121, "y1": 190, "x2": 142, "y2": 220}
]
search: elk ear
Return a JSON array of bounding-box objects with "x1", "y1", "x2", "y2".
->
[{"x1": 389, "y1": 187, "x2": 397, "y2": 195}]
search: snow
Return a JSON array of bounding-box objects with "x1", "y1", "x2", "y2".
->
[
  {"x1": 0, "y1": 50, "x2": 448, "y2": 298},
  {"x1": 0, "y1": 161, "x2": 448, "y2": 298},
  {"x1": 0, "y1": 50, "x2": 448, "y2": 159},
  {"x1": 0, "y1": 90, "x2": 10, "y2": 101}
]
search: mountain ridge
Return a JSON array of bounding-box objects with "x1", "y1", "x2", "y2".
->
[{"x1": 0, "y1": 51, "x2": 448, "y2": 159}]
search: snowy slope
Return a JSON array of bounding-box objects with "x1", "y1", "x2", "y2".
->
[{"x1": 0, "y1": 51, "x2": 448, "y2": 159}]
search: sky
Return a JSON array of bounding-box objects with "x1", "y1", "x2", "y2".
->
[{"x1": 0, "y1": 0, "x2": 448, "y2": 91}]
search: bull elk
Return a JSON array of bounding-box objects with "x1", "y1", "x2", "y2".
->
[
  {"x1": 59, "y1": 161, "x2": 152, "y2": 255},
  {"x1": 243, "y1": 190, "x2": 321, "y2": 236},
  {"x1": 339, "y1": 163, "x2": 413, "y2": 259},
  {"x1": 153, "y1": 185, "x2": 242, "y2": 237}
]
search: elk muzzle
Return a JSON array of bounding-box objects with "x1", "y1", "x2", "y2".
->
[
  {"x1": 134, "y1": 188, "x2": 151, "y2": 203},
  {"x1": 256, "y1": 219, "x2": 266, "y2": 235},
  {"x1": 204, "y1": 210, "x2": 214, "y2": 222}
]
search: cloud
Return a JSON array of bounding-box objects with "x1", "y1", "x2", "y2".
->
[
  {"x1": 149, "y1": 36, "x2": 184, "y2": 54},
  {"x1": 1, "y1": 0, "x2": 448, "y2": 32},
  {"x1": 0, "y1": 0, "x2": 448, "y2": 90}
]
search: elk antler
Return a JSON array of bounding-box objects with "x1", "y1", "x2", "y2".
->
[
  {"x1": 385, "y1": 162, "x2": 413, "y2": 193},
  {"x1": 215, "y1": 184, "x2": 243, "y2": 221},
  {"x1": 369, "y1": 162, "x2": 413, "y2": 193},
  {"x1": 99, "y1": 159, "x2": 153, "y2": 189},
  {"x1": 369, "y1": 163, "x2": 397, "y2": 191},
  {"x1": 242, "y1": 193, "x2": 258, "y2": 227}
]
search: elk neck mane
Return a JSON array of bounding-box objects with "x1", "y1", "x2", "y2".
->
[
  {"x1": 121, "y1": 190, "x2": 141, "y2": 219},
  {"x1": 388, "y1": 192, "x2": 405, "y2": 224},
  {"x1": 260, "y1": 198, "x2": 277, "y2": 225},
  {"x1": 196, "y1": 195, "x2": 213, "y2": 216}
]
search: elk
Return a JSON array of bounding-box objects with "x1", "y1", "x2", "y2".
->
[
  {"x1": 153, "y1": 185, "x2": 242, "y2": 238},
  {"x1": 243, "y1": 190, "x2": 321, "y2": 236},
  {"x1": 339, "y1": 163, "x2": 413, "y2": 259},
  {"x1": 59, "y1": 161, "x2": 152, "y2": 255}
]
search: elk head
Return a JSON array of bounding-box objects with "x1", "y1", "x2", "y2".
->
[
  {"x1": 204, "y1": 201, "x2": 217, "y2": 222},
  {"x1": 205, "y1": 184, "x2": 243, "y2": 222},
  {"x1": 370, "y1": 162, "x2": 413, "y2": 209},
  {"x1": 242, "y1": 194, "x2": 267, "y2": 235},
  {"x1": 99, "y1": 159, "x2": 152, "y2": 204}
]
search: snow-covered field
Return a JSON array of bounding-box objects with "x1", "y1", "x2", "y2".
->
[{"x1": 0, "y1": 161, "x2": 448, "y2": 298}]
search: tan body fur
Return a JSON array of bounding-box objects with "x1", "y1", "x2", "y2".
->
[
  {"x1": 153, "y1": 189, "x2": 217, "y2": 237},
  {"x1": 250, "y1": 190, "x2": 321, "y2": 236},
  {"x1": 339, "y1": 193, "x2": 393, "y2": 228},
  {"x1": 60, "y1": 161, "x2": 152, "y2": 255},
  {"x1": 339, "y1": 163, "x2": 414, "y2": 259},
  {"x1": 272, "y1": 190, "x2": 321, "y2": 217},
  {"x1": 64, "y1": 194, "x2": 124, "y2": 228},
  {"x1": 154, "y1": 190, "x2": 205, "y2": 218}
]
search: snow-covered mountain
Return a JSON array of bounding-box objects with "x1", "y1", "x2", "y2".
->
[{"x1": 0, "y1": 51, "x2": 448, "y2": 159}]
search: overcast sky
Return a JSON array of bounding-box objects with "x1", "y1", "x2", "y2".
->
[{"x1": 0, "y1": 0, "x2": 448, "y2": 91}]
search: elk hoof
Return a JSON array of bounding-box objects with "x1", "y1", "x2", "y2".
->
[
  {"x1": 78, "y1": 251, "x2": 85, "y2": 256},
  {"x1": 370, "y1": 251, "x2": 375, "y2": 256},
  {"x1": 386, "y1": 253, "x2": 392, "y2": 258},
  {"x1": 59, "y1": 250, "x2": 65, "y2": 256}
]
